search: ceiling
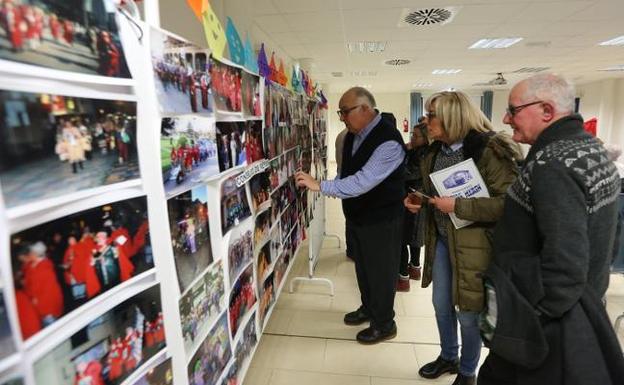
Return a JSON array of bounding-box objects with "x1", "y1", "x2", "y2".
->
[{"x1": 249, "y1": 0, "x2": 624, "y2": 93}]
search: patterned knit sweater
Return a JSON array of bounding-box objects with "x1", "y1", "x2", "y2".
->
[{"x1": 492, "y1": 114, "x2": 620, "y2": 318}]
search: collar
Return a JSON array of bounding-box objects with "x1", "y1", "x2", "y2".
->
[
  {"x1": 528, "y1": 114, "x2": 585, "y2": 158},
  {"x1": 441, "y1": 141, "x2": 463, "y2": 154},
  {"x1": 355, "y1": 113, "x2": 382, "y2": 140}
]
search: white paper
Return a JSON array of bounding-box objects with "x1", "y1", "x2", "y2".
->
[{"x1": 429, "y1": 158, "x2": 490, "y2": 229}]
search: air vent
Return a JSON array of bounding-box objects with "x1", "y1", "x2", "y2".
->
[
  {"x1": 513, "y1": 67, "x2": 550, "y2": 73},
  {"x1": 399, "y1": 7, "x2": 459, "y2": 27},
  {"x1": 331, "y1": 72, "x2": 344, "y2": 77},
  {"x1": 525, "y1": 41, "x2": 551, "y2": 48},
  {"x1": 350, "y1": 71, "x2": 378, "y2": 77},
  {"x1": 385, "y1": 59, "x2": 411, "y2": 66}
]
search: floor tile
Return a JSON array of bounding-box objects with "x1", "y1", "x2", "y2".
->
[
  {"x1": 251, "y1": 335, "x2": 327, "y2": 371},
  {"x1": 286, "y1": 310, "x2": 356, "y2": 340},
  {"x1": 269, "y1": 368, "x2": 370, "y2": 385}
]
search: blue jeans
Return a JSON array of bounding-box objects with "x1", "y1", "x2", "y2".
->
[{"x1": 432, "y1": 237, "x2": 482, "y2": 376}]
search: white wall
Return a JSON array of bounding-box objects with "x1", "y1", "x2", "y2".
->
[{"x1": 577, "y1": 78, "x2": 624, "y2": 146}]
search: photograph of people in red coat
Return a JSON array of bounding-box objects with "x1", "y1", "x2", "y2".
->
[
  {"x1": 241, "y1": 71, "x2": 261, "y2": 118},
  {"x1": 244, "y1": 120, "x2": 265, "y2": 164},
  {"x1": 227, "y1": 264, "x2": 256, "y2": 339},
  {"x1": 10, "y1": 196, "x2": 154, "y2": 341},
  {"x1": 150, "y1": 27, "x2": 213, "y2": 116},
  {"x1": 33, "y1": 285, "x2": 166, "y2": 385},
  {"x1": 216, "y1": 121, "x2": 247, "y2": 173},
  {"x1": 0, "y1": 0, "x2": 130, "y2": 77},
  {"x1": 209, "y1": 57, "x2": 242, "y2": 113}
]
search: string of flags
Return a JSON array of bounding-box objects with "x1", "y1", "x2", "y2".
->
[{"x1": 186, "y1": 0, "x2": 326, "y2": 107}]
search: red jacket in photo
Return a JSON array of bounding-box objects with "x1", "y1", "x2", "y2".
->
[
  {"x1": 23, "y1": 258, "x2": 64, "y2": 320},
  {"x1": 15, "y1": 289, "x2": 41, "y2": 339}
]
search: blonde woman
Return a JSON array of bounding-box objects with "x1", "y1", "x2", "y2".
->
[{"x1": 404, "y1": 91, "x2": 521, "y2": 385}]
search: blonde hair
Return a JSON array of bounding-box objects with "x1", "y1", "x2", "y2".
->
[{"x1": 425, "y1": 91, "x2": 494, "y2": 143}]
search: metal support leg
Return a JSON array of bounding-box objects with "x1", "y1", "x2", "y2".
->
[{"x1": 289, "y1": 276, "x2": 334, "y2": 296}]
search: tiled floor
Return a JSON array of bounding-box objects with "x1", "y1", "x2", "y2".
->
[{"x1": 245, "y1": 174, "x2": 624, "y2": 385}]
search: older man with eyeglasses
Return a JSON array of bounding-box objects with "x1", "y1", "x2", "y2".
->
[
  {"x1": 296, "y1": 86, "x2": 405, "y2": 344},
  {"x1": 478, "y1": 73, "x2": 624, "y2": 384}
]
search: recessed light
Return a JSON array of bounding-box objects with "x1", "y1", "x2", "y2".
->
[
  {"x1": 598, "y1": 64, "x2": 624, "y2": 71},
  {"x1": 432, "y1": 69, "x2": 462, "y2": 75},
  {"x1": 347, "y1": 41, "x2": 387, "y2": 53},
  {"x1": 599, "y1": 35, "x2": 624, "y2": 46},
  {"x1": 513, "y1": 67, "x2": 550, "y2": 73},
  {"x1": 469, "y1": 37, "x2": 523, "y2": 49},
  {"x1": 412, "y1": 83, "x2": 433, "y2": 88},
  {"x1": 350, "y1": 70, "x2": 378, "y2": 77}
]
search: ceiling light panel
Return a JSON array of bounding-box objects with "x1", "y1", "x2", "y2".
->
[
  {"x1": 469, "y1": 37, "x2": 523, "y2": 49},
  {"x1": 347, "y1": 41, "x2": 387, "y2": 53},
  {"x1": 599, "y1": 35, "x2": 624, "y2": 46},
  {"x1": 432, "y1": 69, "x2": 462, "y2": 75},
  {"x1": 598, "y1": 64, "x2": 624, "y2": 71}
]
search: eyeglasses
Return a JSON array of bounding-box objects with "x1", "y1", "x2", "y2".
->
[
  {"x1": 426, "y1": 111, "x2": 436, "y2": 119},
  {"x1": 506, "y1": 100, "x2": 543, "y2": 117},
  {"x1": 337, "y1": 104, "x2": 362, "y2": 118}
]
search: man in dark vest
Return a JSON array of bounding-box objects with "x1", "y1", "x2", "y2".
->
[{"x1": 295, "y1": 86, "x2": 405, "y2": 344}]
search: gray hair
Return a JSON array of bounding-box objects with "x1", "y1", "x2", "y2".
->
[
  {"x1": 347, "y1": 86, "x2": 377, "y2": 108},
  {"x1": 521, "y1": 73, "x2": 575, "y2": 114}
]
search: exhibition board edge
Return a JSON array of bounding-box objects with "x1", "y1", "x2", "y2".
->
[{"x1": 117, "y1": 347, "x2": 170, "y2": 385}]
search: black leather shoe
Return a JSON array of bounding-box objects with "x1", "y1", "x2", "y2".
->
[
  {"x1": 356, "y1": 324, "x2": 397, "y2": 344},
  {"x1": 344, "y1": 308, "x2": 370, "y2": 325},
  {"x1": 418, "y1": 356, "x2": 459, "y2": 379},
  {"x1": 451, "y1": 373, "x2": 475, "y2": 385}
]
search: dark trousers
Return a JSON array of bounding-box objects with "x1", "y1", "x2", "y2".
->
[
  {"x1": 399, "y1": 209, "x2": 420, "y2": 275},
  {"x1": 349, "y1": 215, "x2": 403, "y2": 331},
  {"x1": 345, "y1": 220, "x2": 355, "y2": 258}
]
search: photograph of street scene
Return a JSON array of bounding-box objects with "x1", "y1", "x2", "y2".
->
[
  {"x1": 131, "y1": 358, "x2": 173, "y2": 385},
  {"x1": 0, "y1": 89, "x2": 139, "y2": 208},
  {"x1": 209, "y1": 56, "x2": 241, "y2": 113},
  {"x1": 10, "y1": 196, "x2": 153, "y2": 340},
  {"x1": 180, "y1": 260, "x2": 225, "y2": 357},
  {"x1": 166, "y1": 185, "x2": 214, "y2": 293},
  {"x1": 220, "y1": 174, "x2": 251, "y2": 235},
  {"x1": 150, "y1": 27, "x2": 212, "y2": 115},
  {"x1": 0, "y1": 0, "x2": 131, "y2": 78},
  {"x1": 187, "y1": 312, "x2": 231, "y2": 385},
  {"x1": 33, "y1": 284, "x2": 165, "y2": 385},
  {"x1": 161, "y1": 116, "x2": 218, "y2": 198}
]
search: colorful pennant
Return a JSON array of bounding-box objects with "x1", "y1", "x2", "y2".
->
[
  {"x1": 257, "y1": 43, "x2": 270, "y2": 78},
  {"x1": 243, "y1": 35, "x2": 258, "y2": 73},
  {"x1": 201, "y1": 2, "x2": 226, "y2": 59},
  {"x1": 186, "y1": 0, "x2": 205, "y2": 21},
  {"x1": 225, "y1": 17, "x2": 244, "y2": 65}
]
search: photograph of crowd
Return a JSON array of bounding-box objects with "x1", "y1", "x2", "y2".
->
[
  {"x1": 220, "y1": 174, "x2": 251, "y2": 235},
  {"x1": 187, "y1": 312, "x2": 231, "y2": 385},
  {"x1": 233, "y1": 311, "x2": 257, "y2": 378},
  {"x1": 268, "y1": 83, "x2": 290, "y2": 127},
  {"x1": 166, "y1": 185, "x2": 213, "y2": 293},
  {"x1": 227, "y1": 229, "x2": 252, "y2": 285},
  {"x1": 280, "y1": 205, "x2": 298, "y2": 247},
  {"x1": 10, "y1": 196, "x2": 153, "y2": 340},
  {"x1": 161, "y1": 116, "x2": 218, "y2": 198},
  {"x1": 244, "y1": 120, "x2": 264, "y2": 164},
  {"x1": 271, "y1": 178, "x2": 296, "y2": 222},
  {"x1": 269, "y1": 225, "x2": 281, "y2": 264},
  {"x1": 262, "y1": 125, "x2": 282, "y2": 160},
  {"x1": 0, "y1": 288, "x2": 16, "y2": 359},
  {"x1": 131, "y1": 358, "x2": 173, "y2": 385},
  {"x1": 256, "y1": 242, "x2": 271, "y2": 284},
  {"x1": 241, "y1": 71, "x2": 260, "y2": 117},
  {"x1": 248, "y1": 171, "x2": 270, "y2": 212},
  {"x1": 150, "y1": 27, "x2": 213, "y2": 115},
  {"x1": 273, "y1": 251, "x2": 290, "y2": 292},
  {"x1": 227, "y1": 264, "x2": 255, "y2": 339},
  {"x1": 180, "y1": 260, "x2": 225, "y2": 357},
  {"x1": 0, "y1": 90, "x2": 139, "y2": 208},
  {"x1": 220, "y1": 362, "x2": 238, "y2": 385},
  {"x1": 33, "y1": 284, "x2": 166, "y2": 385},
  {"x1": 0, "y1": 0, "x2": 131, "y2": 78},
  {"x1": 253, "y1": 209, "x2": 271, "y2": 250},
  {"x1": 216, "y1": 121, "x2": 246, "y2": 172},
  {"x1": 209, "y1": 56, "x2": 241, "y2": 113},
  {"x1": 268, "y1": 156, "x2": 280, "y2": 192},
  {"x1": 257, "y1": 272, "x2": 274, "y2": 331}
]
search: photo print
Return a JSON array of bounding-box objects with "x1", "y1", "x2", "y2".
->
[
  {"x1": 216, "y1": 121, "x2": 246, "y2": 172},
  {"x1": 228, "y1": 264, "x2": 256, "y2": 339},
  {"x1": 244, "y1": 120, "x2": 264, "y2": 163},
  {"x1": 233, "y1": 311, "x2": 257, "y2": 378},
  {"x1": 274, "y1": 250, "x2": 290, "y2": 291},
  {"x1": 0, "y1": 0, "x2": 131, "y2": 78},
  {"x1": 0, "y1": 286, "x2": 17, "y2": 359},
  {"x1": 0, "y1": 89, "x2": 139, "y2": 209},
  {"x1": 269, "y1": 225, "x2": 281, "y2": 264},
  {"x1": 130, "y1": 357, "x2": 173, "y2": 385},
  {"x1": 269, "y1": 83, "x2": 290, "y2": 127},
  {"x1": 209, "y1": 56, "x2": 242, "y2": 113},
  {"x1": 262, "y1": 125, "x2": 282, "y2": 160},
  {"x1": 33, "y1": 284, "x2": 166, "y2": 385},
  {"x1": 179, "y1": 260, "x2": 226, "y2": 356},
  {"x1": 257, "y1": 271, "x2": 274, "y2": 331},
  {"x1": 256, "y1": 242, "x2": 271, "y2": 284},
  {"x1": 248, "y1": 171, "x2": 270, "y2": 212},
  {"x1": 0, "y1": 378, "x2": 23, "y2": 385},
  {"x1": 253, "y1": 209, "x2": 271, "y2": 250},
  {"x1": 227, "y1": 230, "x2": 252, "y2": 285},
  {"x1": 166, "y1": 185, "x2": 213, "y2": 293},
  {"x1": 268, "y1": 156, "x2": 280, "y2": 192},
  {"x1": 10, "y1": 196, "x2": 153, "y2": 340},
  {"x1": 220, "y1": 174, "x2": 251, "y2": 235},
  {"x1": 241, "y1": 71, "x2": 261, "y2": 117},
  {"x1": 161, "y1": 116, "x2": 218, "y2": 197},
  {"x1": 150, "y1": 27, "x2": 212, "y2": 115},
  {"x1": 220, "y1": 362, "x2": 238, "y2": 385},
  {"x1": 187, "y1": 312, "x2": 231, "y2": 385}
]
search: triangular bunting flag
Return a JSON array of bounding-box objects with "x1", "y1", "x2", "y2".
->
[
  {"x1": 291, "y1": 65, "x2": 300, "y2": 92},
  {"x1": 201, "y1": 2, "x2": 226, "y2": 59},
  {"x1": 269, "y1": 52, "x2": 278, "y2": 82},
  {"x1": 300, "y1": 69, "x2": 308, "y2": 94},
  {"x1": 277, "y1": 59, "x2": 287, "y2": 86},
  {"x1": 319, "y1": 90, "x2": 328, "y2": 108},
  {"x1": 225, "y1": 17, "x2": 244, "y2": 65},
  {"x1": 243, "y1": 35, "x2": 258, "y2": 73},
  {"x1": 257, "y1": 43, "x2": 270, "y2": 78},
  {"x1": 186, "y1": 0, "x2": 205, "y2": 21}
]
